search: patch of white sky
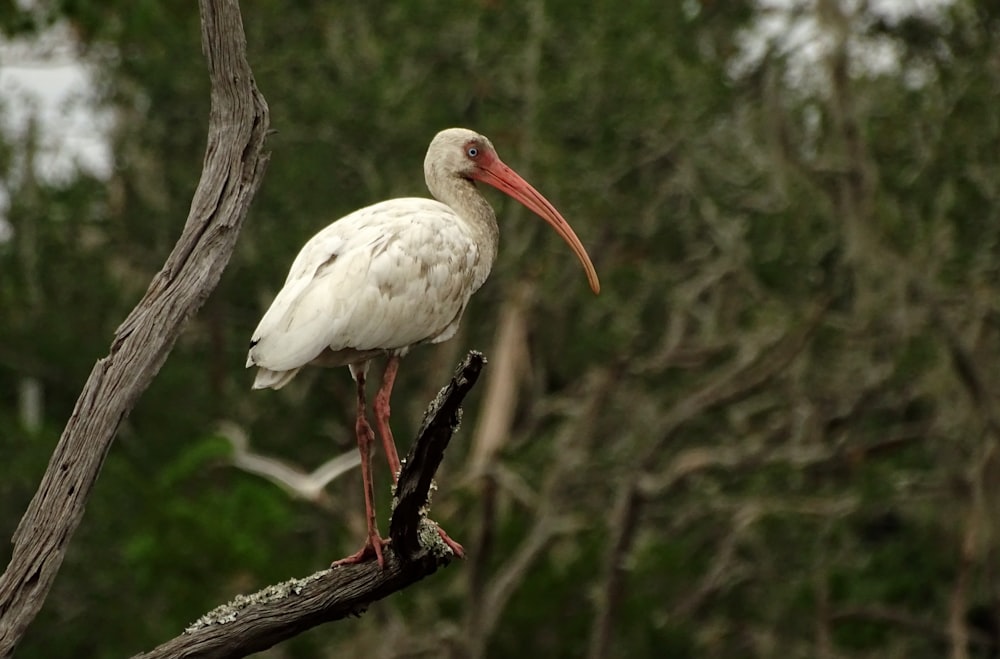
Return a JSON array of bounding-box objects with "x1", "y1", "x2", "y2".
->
[
  {"x1": 730, "y1": 0, "x2": 955, "y2": 89},
  {"x1": 0, "y1": 0, "x2": 957, "y2": 244},
  {"x1": 0, "y1": 16, "x2": 113, "y2": 243},
  {"x1": 1, "y1": 24, "x2": 113, "y2": 180}
]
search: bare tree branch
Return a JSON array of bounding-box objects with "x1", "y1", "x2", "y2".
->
[
  {"x1": 0, "y1": 1, "x2": 269, "y2": 654},
  {"x1": 463, "y1": 286, "x2": 531, "y2": 649},
  {"x1": 587, "y1": 302, "x2": 828, "y2": 659},
  {"x1": 646, "y1": 299, "x2": 829, "y2": 462},
  {"x1": 134, "y1": 352, "x2": 484, "y2": 659},
  {"x1": 467, "y1": 283, "x2": 532, "y2": 477},
  {"x1": 391, "y1": 352, "x2": 486, "y2": 558},
  {"x1": 907, "y1": 267, "x2": 1000, "y2": 659},
  {"x1": 587, "y1": 482, "x2": 642, "y2": 659},
  {"x1": 218, "y1": 421, "x2": 360, "y2": 511},
  {"x1": 464, "y1": 368, "x2": 615, "y2": 659}
]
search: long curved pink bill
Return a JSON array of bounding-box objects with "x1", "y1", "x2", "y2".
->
[{"x1": 477, "y1": 160, "x2": 601, "y2": 295}]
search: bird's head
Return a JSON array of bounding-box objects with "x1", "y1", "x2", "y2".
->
[
  {"x1": 425, "y1": 127, "x2": 497, "y2": 182},
  {"x1": 425, "y1": 128, "x2": 600, "y2": 295}
]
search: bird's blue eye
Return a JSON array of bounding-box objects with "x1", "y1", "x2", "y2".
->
[{"x1": 467, "y1": 146, "x2": 479, "y2": 158}]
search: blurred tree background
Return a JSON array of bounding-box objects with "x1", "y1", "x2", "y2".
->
[{"x1": 2, "y1": 0, "x2": 999, "y2": 657}]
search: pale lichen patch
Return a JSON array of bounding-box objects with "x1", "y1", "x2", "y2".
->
[
  {"x1": 184, "y1": 570, "x2": 328, "y2": 633},
  {"x1": 418, "y1": 518, "x2": 458, "y2": 559}
]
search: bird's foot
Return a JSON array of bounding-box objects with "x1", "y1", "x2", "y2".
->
[
  {"x1": 436, "y1": 525, "x2": 465, "y2": 559},
  {"x1": 332, "y1": 534, "x2": 390, "y2": 569}
]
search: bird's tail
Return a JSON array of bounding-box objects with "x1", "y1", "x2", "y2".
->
[{"x1": 251, "y1": 366, "x2": 301, "y2": 390}]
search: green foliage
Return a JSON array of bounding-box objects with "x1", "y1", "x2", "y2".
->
[{"x1": 3, "y1": 0, "x2": 1000, "y2": 657}]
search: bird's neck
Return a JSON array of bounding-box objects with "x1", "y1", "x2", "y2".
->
[{"x1": 430, "y1": 176, "x2": 500, "y2": 266}]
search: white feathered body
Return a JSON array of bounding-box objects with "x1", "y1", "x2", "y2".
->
[{"x1": 247, "y1": 197, "x2": 497, "y2": 389}]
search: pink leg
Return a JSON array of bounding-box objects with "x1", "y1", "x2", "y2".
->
[
  {"x1": 374, "y1": 354, "x2": 402, "y2": 481},
  {"x1": 332, "y1": 366, "x2": 387, "y2": 568}
]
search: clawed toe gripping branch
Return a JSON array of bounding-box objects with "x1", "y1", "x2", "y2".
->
[{"x1": 134, "y1": 351, "x2": 485, "y2": 659}]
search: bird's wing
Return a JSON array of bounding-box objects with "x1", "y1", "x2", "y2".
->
[{"x1": 247, "y1": 198, "x2": 483, "y2": 372}]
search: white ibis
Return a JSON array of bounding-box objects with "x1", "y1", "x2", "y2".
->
[{"x1": 247, "y1": 128, "x2": 600, "y2": 567}]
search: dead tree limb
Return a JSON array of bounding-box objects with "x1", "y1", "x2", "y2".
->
[
  {"x1": 0, "y1": 1, "x2": 270, "y2": 655},
  {"x1": 391, "y1": 351, "x2": 486, "y2": 556},
  {"x1": 134, "y1": 352, "x2": 484, "y2": 659}
]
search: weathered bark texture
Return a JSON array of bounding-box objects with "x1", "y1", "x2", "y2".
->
[
  {"x1": 0, "y1": 1, "x2": 270, "y2": 655},
  {"x1": 134, "y1": 352, "x2": 484, "y2": 659}
]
